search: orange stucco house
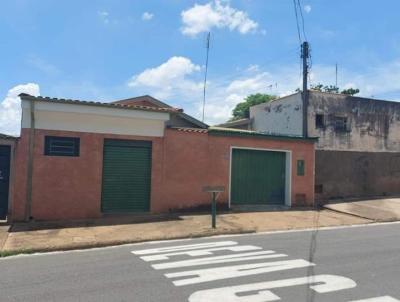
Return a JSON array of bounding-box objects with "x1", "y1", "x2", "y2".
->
[{"x1": 7, "y1": 94, "x2": 316, "y2": 222}]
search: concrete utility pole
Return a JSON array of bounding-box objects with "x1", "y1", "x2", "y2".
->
[{"x1": 301, "y1": 41, "x2": 310, "y2": 138}]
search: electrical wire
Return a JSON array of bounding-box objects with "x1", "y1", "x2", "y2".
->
[
  {"x1": 292, "y1": 0, "x2": 302, "y2": 44},
  {"x1": 297, "y1": 0, "x2": 308, "y2": 42}
]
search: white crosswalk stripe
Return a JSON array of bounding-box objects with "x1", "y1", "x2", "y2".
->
[
  {"x1": 152, "y1": 250, "x2": 286, "y2": 270},
  {"x1": 165, "y1": 259, "x2": 314, "y2": 286},
  {"x1": 131, "y1": 240, "x2": 399, "y2": 301},
  {"x1": 138, "y1": 245, "x2": 261, "y2": 262},
  {"x1": 188, "y1": 275, "x2": 357, "y2": 302}
]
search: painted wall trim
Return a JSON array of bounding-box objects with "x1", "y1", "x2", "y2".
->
[
  {"x1": 21, "y1": 100, "x2": 170, "y2": 121},
  {"x1": 209, "y1": 128, "x2": 316, "y2": 142},
  {"x1": 21, "y1": 100, "x2": 169, "y2": 137}
]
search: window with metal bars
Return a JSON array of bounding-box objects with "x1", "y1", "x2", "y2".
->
[
  {"x1": 334, "y1": 116, "x2": 350, "y2": 132},
  {"x1": 44, "y1": 136, "x2": 80, "y2": 157}
]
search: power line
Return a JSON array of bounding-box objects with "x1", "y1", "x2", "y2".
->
[
  {"x1": 297, "y1": 0, "x2": 308, "y2": 41},
  {"x1": 292, "y1": 0, "x2": 302, "y2": 44}
]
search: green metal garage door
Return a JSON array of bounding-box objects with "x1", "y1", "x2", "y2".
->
[
  {"x1": 231, "y1": 148, "x2": 286, "y2": 205},
  {"x1": 101, "y1": 139, "x2": 151, "y2": 213}
]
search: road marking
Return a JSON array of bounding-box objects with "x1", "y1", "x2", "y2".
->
[
  {"x1": 128, "y1": 239, "x2": 399, "y2": 301},
  {"x1": 188, "y1": 274, "x2": 357, "y2": 302},
  {"x1": 349, "y1": 297, "x2": 400, "y2": 302},
  {"x1": 139, "y1": 245, "x2": 261, "y2": 262},
  {"x1": 131, "y1": 241, "x2": 238, "y2": 255},
  {"x1": 152, "y1": 251, "x2": 287, "y2": 270},
  {"x1": 165, "y1": 259, "x2": 314, "y2": 286}
]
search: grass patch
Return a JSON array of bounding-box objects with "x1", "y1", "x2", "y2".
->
[{"x1": 0, "y1": 249, "x2": 36, "y2": 258}]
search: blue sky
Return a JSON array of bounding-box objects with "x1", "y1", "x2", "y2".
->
[{"x1": 1, "y1": 0, "x2": 400, "y2": 134}]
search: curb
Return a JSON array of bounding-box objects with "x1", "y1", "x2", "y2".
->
[
  {"x1": 0, "y1": 228, "x2": 256, "y2": 258},
  {"x1": 322, "y1": 206, "x2": 397, "y2": 223}
]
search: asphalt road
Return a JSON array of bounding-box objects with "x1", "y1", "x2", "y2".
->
[{"x1": 0, "y1": 222, "x2": 400, "y2": 302}]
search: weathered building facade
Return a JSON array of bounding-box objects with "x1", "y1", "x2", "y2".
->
[
  {"x1": 250, "y1": 91, "x2": 400, "y2": 201},
  {"x1": 6, "y1": 94, "x2": 315, "y2": 222}
]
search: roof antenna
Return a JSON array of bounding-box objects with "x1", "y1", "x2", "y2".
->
[
  {"x1": 335, "y1": 63, "x2": 338, "y2": 88},
  {"x1": 202, "y1": 32, "x2": 211, "y2": 122}
]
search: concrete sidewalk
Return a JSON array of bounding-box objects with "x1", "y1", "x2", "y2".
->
[
  {"x1": 324, "y1": 197, "x2": 400, "y2": 222},
  {"x1": 0, "y1": 209, "x2": 370, "y2": 255}
]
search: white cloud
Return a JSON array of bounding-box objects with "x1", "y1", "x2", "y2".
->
[
  {"x1": 27, "y1": 56, "x2": 59, "y2": 75},
  {"x1": 304, "y1": 5, "x2": 312, "y2": 13},
  {"x1": 227, "y1": 73, "x2": 269, "y2": 94},
  {"x1": 127, "y1": 56, "x2": 202, "y2": 99},
  {"x1": 0, "y1": 83, "x2": 40, "y2": 136},
  {"x1": 127, "y1": 56, "x2": 301, "y2": 124},
  {"x1": 246, "y1": 64, "x2": 260, "y2": 72},
  {"x1": 181, "y1": 0, "x2": 259, "y2": 37},
  {"x1": 98, "y1": 11, "x2": 110, "y2": 24},
  {"x1": 127, "y1": 55, "x2": 400, "y2": 125},
  {"x1": 142, "y1": 12, "x2": 154, "y2": 21}
]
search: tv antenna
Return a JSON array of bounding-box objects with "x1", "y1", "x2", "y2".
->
[
  {"x1": 202, "y1": 32, "x2": 211, "y2": 122},
  {"x1": 335, "y1": 63, "x2": 338, "y2": 87}
]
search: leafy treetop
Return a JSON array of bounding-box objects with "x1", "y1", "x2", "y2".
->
[
  {"x1": 310, "y1": 83, "x2": 360, "y2": 96},
  {"x1": 230, "y1": 93, "x2": 276, "y2": 121}
]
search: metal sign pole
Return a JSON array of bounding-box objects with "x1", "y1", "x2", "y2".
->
[
  {"x1": 202, "y1": 186, "x2": 225, "y2": 229},
  {"x1": 212, "y1": 192, "x2": 216, "y2": 229}
]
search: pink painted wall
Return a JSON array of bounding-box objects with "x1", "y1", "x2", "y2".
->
[
  {"x1": 12, "y1": 128, "x2": 315, "y2": 221},
  {"x1": 12, "y1": 129, "x2": 164, "y2": 221},
  {"x1": 154, "y1": 129, "x2": 315, "y2": 212}
]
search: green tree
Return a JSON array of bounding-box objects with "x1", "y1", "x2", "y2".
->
[
  {"x1": 231, "y1": 93, "x2": 276, "y2": 120},
  {"x1": 324, "y1": 85, "x2": 339, "y2": 93},
  {"x1": 310, "y1": 83, "x2": 359, "y2": 95},
  {"x1": 341, "y1": 88, "x2": 360, "y2": 96},
  {"x1": 310, "y1": 83, "x2": 339, "y2": 93},
  {"x1": 310, "y1": 83, "x2": 324, "y2": 91}
]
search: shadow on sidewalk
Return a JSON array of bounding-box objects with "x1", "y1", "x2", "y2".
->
[
  {"x1": 8, "y1": 204, "x2": 323, "y2": 233},
  {"x1": 9, "y1": 213, "x2": 183, "y2": 233}
]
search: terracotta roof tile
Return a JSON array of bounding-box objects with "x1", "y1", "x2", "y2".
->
[
  {"x1": 18, "y1": 93, "x2": 182, "y2": 114},
  {"x1": 0, "y1": 133, "x2": 17, "y2": 140},
  {"x1": 171, "y1": 127, "x2": 209, "y2": 133}
]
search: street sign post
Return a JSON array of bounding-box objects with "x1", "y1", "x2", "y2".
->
[{"x1": 202, "y1": 186, "x2": 225, "y2": 229}]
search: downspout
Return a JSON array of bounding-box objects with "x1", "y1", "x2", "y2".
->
[{"x1": 25, "y1": 99, "x2": 35, "y2": 221}]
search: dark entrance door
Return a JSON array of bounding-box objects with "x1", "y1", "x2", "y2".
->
[{"x1": 0, "y1": 145, "x2": 11, "y2": 219}]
